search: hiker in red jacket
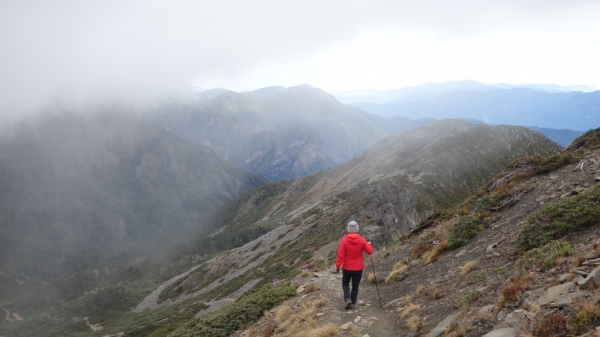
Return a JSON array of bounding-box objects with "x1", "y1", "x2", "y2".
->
[{"x1": 334, "y1": 220, "x2": 373, "y2": 309}]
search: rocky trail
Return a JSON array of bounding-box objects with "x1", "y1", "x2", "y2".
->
[{"x1": 231, "y1": 267, "x2": 403, "y2": 337}]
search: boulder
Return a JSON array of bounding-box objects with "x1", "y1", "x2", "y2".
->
[
  {"x1": 426, "y1": 311, "x2": 460, "y2": 337},
  {"x1": 578, "y1": 267, "x2": 600, "y2": 289},
  {"x1": 478, "y1": 304, "x2": 495, "y2": 316},
  {"x1": 339, "y1": 322, "x2": 355, "y2": 330},
  {"x1": 503, "y1": 309, "x2": 526, "y2": 327},
  {"x1": 536, "y1": 282, "x2": 577, "y2": 306}
]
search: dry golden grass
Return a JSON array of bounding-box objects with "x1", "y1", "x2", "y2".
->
[
  {"x1": 305, "y1": 283, "x2": 320, "y2": 294},
  {"x1": 582, "y1": 300, "x2": 597, "y2": 319},
  {"x1": 301, "y1": 271, "x2": 310, "y2": 277},
  {"x1": 524, "y1": 300, "x2": 541, "y2": 316},
  {"x1": 422, "y1": 244, "x2": 443, "y2": 265},
  {"x1": 412, "y1": 242, "x2": 432, "y2": 259},
  {"x1": 432, "y1": 289, "x2": 442, "y2": 299},
  {"x1": 367, "y1": 272, "x2": 378, "y2": 284},
  {"x1": 347, "y1": 326, "x2": 361, "y2": 337},
  {"x1": 305, "y1": 324, "x2": 338, "y2": 337},
  {"x1": 405, "y1": 315, "x2": 422, "y2": 332},
  {"x1": 274, "y1": 299, "x2": 330, "y2": 336},
  {"x1": 274, "y1": 305, "x2": 291, "y2": 323},
  {"x1": 415, "y1": 285, "x2": 424, "y2": 294},
  {"x1": 384, "y1": 262, "x2": 408, "y2": 284},
  {"x1": 461, "y1": 261, "x2": 475, "y2": 275},
  {"x1": 400, "y1": 303, "x2": 419, "y2": 318}
]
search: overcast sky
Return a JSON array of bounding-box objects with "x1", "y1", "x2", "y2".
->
[{"x1": 1, "y1": 0, "x2": 600, "y2": 115}]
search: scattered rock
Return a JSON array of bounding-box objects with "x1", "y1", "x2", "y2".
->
[
  {"x1": 503, "y1": 309, "x2": 526, "y2": 327},
  {"x1": 536, "y1": 282, "x2": 576, "y2": 306},
  {"x1": 296, "y1": 285, "x2": 306, "y2": 294},
  {"x1": 354, "y1": 316, "x2": 361, "y2": 324},
  {"x1": 410, "y1": 259, "x2": 422, "y2": 267},
  {"x1": 478, "y1": 304, "x2": 495, "y2": 316},
  {"x1": 559, "y1": 273, "x2": 573, "y2": 282},
  {"x1": 358, "y1": 300, "x2": 366, "y2": 306},
  {"x1": 455, "y1": 249, "x2": 466, "y2": 258},
  {"x1": 339, "y1": 322, "x2": 355, "y2": 330},
  {"x1": 578, "y1": 267, "x2": 600, "y2": 289},
  {"x1": 496, "y1": 311, "x2": 507, "y2": 322},
  {"x1": 426, "y1": 311, "x2": 460, "y2": 337},
  {"x1": 555, "y1": 295, "x2": 571, "y2": 306},
  {"x1": 482, "y1": 327, "x2": 518, "y2": 337}
]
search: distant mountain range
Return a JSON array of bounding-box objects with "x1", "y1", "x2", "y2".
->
[
  {"x1": 333, "y1": 80, "x2": 597, "y2": 104},
  {"x1": 344, "y1": 82, "x2": 600, "y2": 132}
]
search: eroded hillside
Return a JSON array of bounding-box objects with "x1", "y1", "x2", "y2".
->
[
  {"x1": 111, "y1": 120, "x2": 561, "y2": 337},
  {"x1": 223, "y1": 128, "x2": 600, "y2": 337}
]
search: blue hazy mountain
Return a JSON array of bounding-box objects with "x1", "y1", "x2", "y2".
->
[{"x1": 349, "y1": 88, "x2": 600, "y2": 131}]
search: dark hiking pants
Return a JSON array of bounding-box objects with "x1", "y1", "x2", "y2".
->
[{"x1": 342, "y1": 269, "x2": 363, "y2": 304}]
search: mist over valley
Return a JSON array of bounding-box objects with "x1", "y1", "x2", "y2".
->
[{"x1": 2, "y1": 1, "x2": 600, "y2": 336}]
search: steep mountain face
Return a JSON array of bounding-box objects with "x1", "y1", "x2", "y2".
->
[
  {"x1": 149, "y1": 128, "x2": 600, "y2": 337},
  {"x1": 142, "y1": 85, "x2": 428, "y2": 181},
  {"x1": 0, "y1": 119, "x2": 564, "y2": 337},
  {"x1": 0, "y1": 112, "x2": 266, "y2": 278},
  {"x1": 115, "y1": 120, "x2": 561, "y2": 333},
  {"x1": 352, "y1": 88, "x2": 600, "y2": 131}
]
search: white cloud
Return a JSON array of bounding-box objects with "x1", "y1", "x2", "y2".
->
[{"x1": 0, "y1": 0, "x2": 599, "y2": 116}]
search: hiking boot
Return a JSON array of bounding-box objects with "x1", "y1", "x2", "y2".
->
[{"x1": 344, "y1": 299, "x2": 353, "y2": 310}]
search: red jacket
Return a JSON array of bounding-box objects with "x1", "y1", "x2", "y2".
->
[{"x1": 335, "y1": 233, "x2": 373, "y2": 271}]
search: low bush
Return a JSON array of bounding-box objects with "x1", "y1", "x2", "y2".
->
[
  {"x1": 517, "y1": 240, "x2": 575, "y2": 271},
  {"x1": 459, "y1": 289, "x2": 481, "y2": 308},
  {"x1": 447, "y1": 216, "x2": 480, "y2": 249},
  {"x1": 162, "y1": 283, "x2": 296, "y2": 337},
  {"x1": 500, "y1": 276, "x2": 530, "y2": 302},
  {"x1": 517, "y1": 184, "x2": 600, "y2": 251}
]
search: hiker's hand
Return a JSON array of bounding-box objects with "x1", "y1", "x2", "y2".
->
[
  {"x1": 336, "y1": 268, "x2": 340, "y2": 273},
  {"x1": 367, "y1": 241, "x2": 371, "y2": 245}
]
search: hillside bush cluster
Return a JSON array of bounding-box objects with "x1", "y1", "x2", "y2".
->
[
  {"x1": 152, "y1": 284, "x2": 295, "y2": 337},
  {"x1": 447, "y1": 216, "x2": 480, "y2": 249},
  {"x1": 517, "y1": 184, "x2": 600, "y2": 251},
  {"x1": 517, "y1": 240, "x2": 575, "y2": 270}
]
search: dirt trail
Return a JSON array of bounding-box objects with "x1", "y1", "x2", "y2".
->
[
  {"x1": 305, "y1": 270, "x2": 400, "y2": 337},
  {"x1": 233, "y1": 269, "x2": 403, "y2": 337}
]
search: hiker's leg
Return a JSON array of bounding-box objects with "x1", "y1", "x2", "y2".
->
[
  {"x1": 350, "y1": 270, "x2": 363, "y2": 304},
  {"x1": 342, "y1": 269, "x2": 351, "y2": 302}
]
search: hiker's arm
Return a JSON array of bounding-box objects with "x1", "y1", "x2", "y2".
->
[
  {"x1": 335, "y1": 241, "x2": 345, "y2": 269},
  {"x1": 364, "y1": 240, "x2": 374, "y2": 255}
]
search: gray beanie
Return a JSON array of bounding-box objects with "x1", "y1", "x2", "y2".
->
[{"x1": 347, "y1": 221, "x2": 359, "y2": 233}]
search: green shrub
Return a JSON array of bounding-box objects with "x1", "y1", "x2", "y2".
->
[
  {"x1": 163, "y1": 283, "x2": 296, "y2": 337},
  {"x1": 447, "y1": 216, "x2": 480, "y2": 249},
  {"x1": 459, "y1": 289, "x2": 481, "y2": 308},
  {"x1": 518, "y1": 240, "x2": 575, "y2": 270},
  {"x1": 517, "y1": 184, "x2": 600, "y2": 251}
]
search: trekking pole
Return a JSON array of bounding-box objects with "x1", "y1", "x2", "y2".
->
[{"x1": 369, "y1": 255, "x2": 383, "y2": 308}]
